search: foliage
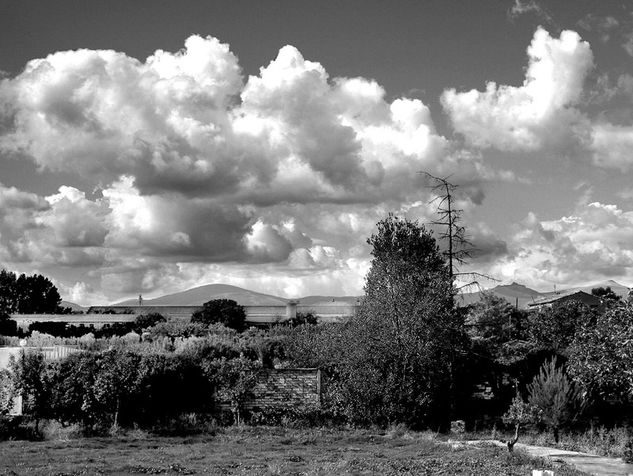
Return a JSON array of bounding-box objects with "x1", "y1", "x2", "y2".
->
[
  {"x1": 191, "y1": 299, "x2": 247, "y2": 332},
  {"x1": 502, "y1": 395, "x2": 539, "y2": 429},
  {"x1": 528, "y1": 301, "x2": 594, "y2": 353},
  {"x1": 0, "y1": 369, "x2": 14, "y2": 415},
  {"x1": 591, "y1": 286, "x2": 620, "y2": 302},
  {"x1": 568, "y1": 305, "x2": 633, "y2": 401},
  {"x1": 0, "y1": 269, "x2": 64, "y2": 314},
  {"x1": 527, "y1": 358, "x2": 584, "y2": 442},
  {"x1": 90, "y1": 350, "x2": 142, "y2": 429},
  {"x1": 502, "y1": 394, "x2": 540, "y2": 450},
  {"x1": 15, "y1": 273, "x2": 62, "y2": 314},
  {"x1": 467, "y1": 293, "x2": 528, "y2": 344},
  {"x1": 291, "y1": 311, "x2": 318, "y2": 326},
  {"x1": 205, "y1": 356, "x2": 261, "y2": 425},
  {"x1": 9, "y1": 350, "x2": 51, "y2": 433},
  {"x1": 148, "y1": 318, "x2": 210, "y2": 343},
  {"x1": 0, "y1": 312, "x2": 19, "y2": 336},
  {"x1": 325, "y1": 215, "x2": 462, "y2": 428},
  {"x1": 0, "y1": 269, "x2": 18, "y2": 314},
  {"x1": 134, "y1": 312, "x2": 166, "y2": 331}
]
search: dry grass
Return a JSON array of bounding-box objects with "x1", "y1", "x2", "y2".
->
[{"x1": 0, "y1": 426, "x2": 588, "y2": 475}]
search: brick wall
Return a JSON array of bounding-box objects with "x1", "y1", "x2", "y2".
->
[{"x1": 247, "y1": 368, "x2": 321, "y2": 409}]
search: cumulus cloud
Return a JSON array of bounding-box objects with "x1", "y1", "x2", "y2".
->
[
  {"x1": 0, "y1": 36, "x2": 459, "y2": 205},
  {"x1": 441, "y1": 27, "x2": 593, "y2": 151},
  {"x1": 488, "y1": 202, "x2": 633, "y2": 287},
  {"x1": 0, "y1": 34, "x2": 522, "y2": 303}
]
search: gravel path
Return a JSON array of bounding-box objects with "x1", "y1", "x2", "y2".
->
[{"x1": 459, "y1": 440, "x2": 633, "y2": 476}]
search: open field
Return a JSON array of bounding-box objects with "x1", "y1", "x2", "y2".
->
[{"x1": 0, "y1": 426, "x2": 587, "y2": 476}]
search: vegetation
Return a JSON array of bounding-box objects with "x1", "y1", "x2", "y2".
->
[
  {"x1": 2, "y1": 207, "x2": 633, "y2": 468},
  {"x1": 527, "y1": 358, "x2": 584, "y2": 443},
  {"x1": 191, "y1": 298, "x2": 247, "y2": 332},
  {"x1": 0, "y1": 269, "x2": 64, "y2": 314},
  {"x1": 329, "y1": 214, "x2": 461, "y2": 428},
  {"x1": 0, "y1": 427, "x2": 586, "y2": 476}
]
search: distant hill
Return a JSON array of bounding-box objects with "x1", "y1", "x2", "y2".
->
[
  {"x1": 116, "y1": 283, "x2": 288, "y2": 307},
  {"x1": 571, "y1": 279, "x2": 630, "y2": 298},
  {"x1": 60, "y1": 301, "x2": 87, "y2": 312},
  {"x1": 112, "y1": 279, "x2": 632, "y2": 310},
  {"x1": 456, "y1": 282, "x2": 542, "y2": 308},
  {"x1": 456, "y1": 280, "x2": 630, "y2": 309}
]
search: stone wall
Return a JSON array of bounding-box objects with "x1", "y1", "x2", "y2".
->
[{"x1": 247, "y1": 368, "x2": 322, "y2": 410}]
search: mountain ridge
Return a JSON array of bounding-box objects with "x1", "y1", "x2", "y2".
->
[{"x1": 63, "y1": 280, "x2": 631, "y2": 309}]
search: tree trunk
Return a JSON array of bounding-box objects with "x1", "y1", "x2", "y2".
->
[
  {"x1": 553, "y1": 426, "x2": 560, "y2": 443},
  {"x1": 507, "y1": 423, "x2": 520, "y2": 452},
  {"x1": 114, "y1": 397, "x2": 120, "y2": 429}
]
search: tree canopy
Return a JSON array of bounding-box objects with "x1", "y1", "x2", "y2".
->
[
  {"x1": 331, "y1": 214, "x2": 462, "y2": 428},
  {"x1": 191, "y1": 299, "x2": 247, "y2": 332},
  {"x1": 0, "y1": 270, "x2": 62, "y2": 314}
]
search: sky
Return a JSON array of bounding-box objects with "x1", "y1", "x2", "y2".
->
[{"x1": 2, "y1": 0, "x2": 633, "y2": 305}]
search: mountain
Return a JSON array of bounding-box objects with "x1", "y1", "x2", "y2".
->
[
  {"x1": 571, "y1": 279, "x2": 630, "y2": 298},
  {"x1": 456, "y1": 282, "x2": 543, "y2": 308},
  {"x1": 115, "y1": 283, "x2": 288, "y2": 307},
  {"x1": 457, "y1": 279, "x2": 631, "y2": 309},
  {"x1": 60, "y1": 300, "x2": 87, "y2": 312},
  {"x1": 112, "y1": 279, "x2": 631, "y2": 309}
]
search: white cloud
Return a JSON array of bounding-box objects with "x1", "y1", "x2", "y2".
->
[
  {"x1": 0, "y1": 36, "x2": 460, "y2": 205},
  {"x1": 590, "y1": 123, "x2": 633, "y2": 169},
  {"x1": 488, "y1": 202, "x2": 633, "y2": 288},
  {"x1": 441, "y1": 27, "x2": 593, "y2": 151},
  {"x1": 0, "y1": 35, "x2": 524, "y2": 303}
]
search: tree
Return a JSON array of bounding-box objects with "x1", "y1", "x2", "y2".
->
[
  {"x1": 529, "y1": 301, "x2": 594, "y2": 353},
  {"x1": 90, "y1": 350, "x2": 142, "y2": 430},
  {"x1": 206, "y1": 356, "x2": 261, "y2": 425},
  {"x1": 15, "y1": 273, "x2": 62, "y2": 314},
  {"x1": 291, "y1": 311, "x2": 318, "y2": 326},
  {"x1": 465, "y1": 293, "x2": 534, "y2": 403},
  {"x1": 191, "y1": 299, "x2": 247, "y2": 332},
  {"x1": 332, "y1": 214, "x2": 462, "y2": 428},
  {"x1": 0, "y1": 369, "x2": 14, "y2": 415},
  {"x1": 0, "y1": 311, "x2": 18, "y2": 336},
  {"x1": 502, "y1": 393, "x2": 539, "y2": 452},
  {"x1": 422, "y1": 173, "x2": 471, "y2": 281},
  {"x1": 0, "y1": 269, "x2": 18, "y2": 314},
  {"x1": 568, "y1": 305, "x2": 633, "y2": 401},
  {"x1": 527, "y1": 357, "x2": 584, "y2": 443},
  {"x1": 591, "y1": 286, "x2": 620, "y2": 303},
  {"x1": 134, "y1": 312, "x2": 166, "y2": 332},
  {"x1": 9, "y1": 350, "x2": 51, "y2": 433}
]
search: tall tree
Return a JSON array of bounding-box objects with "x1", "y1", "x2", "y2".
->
[
  {"x1": 0, "y1": 269, "x2": 18, "y2": 314},
  {"x1": 334, "y1": 214, "x2": 463, "y2": 428},
  {"x1": 15, "y1": 273, "x2": 62, "y2": 314}
]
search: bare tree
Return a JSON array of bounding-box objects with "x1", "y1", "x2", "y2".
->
[{"x1": 420, "y1": 172, "x2": 495, "y2": 288}]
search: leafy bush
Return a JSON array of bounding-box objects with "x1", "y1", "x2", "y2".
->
[{"x1": 134, "y1": 313, "x2": 166, "y2": 331}]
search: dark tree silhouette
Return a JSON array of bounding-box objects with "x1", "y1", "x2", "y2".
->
[{"x1": 191, "y1": 299, "x2": 247, "y2": 332}]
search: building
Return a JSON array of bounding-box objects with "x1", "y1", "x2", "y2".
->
[{"x1": 527, "y1": 290, "x2": 602, "y2": 311}]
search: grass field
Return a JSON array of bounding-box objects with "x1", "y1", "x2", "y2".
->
[{"x1": 0, "y1": 426, "x2": 588, "y2": 475}]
